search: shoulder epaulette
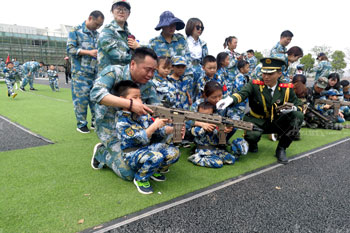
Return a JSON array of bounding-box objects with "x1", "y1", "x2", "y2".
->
[
  {"x1": 252, "y1": 79, "x2": 265, "y2": 85},
  {"x1": 279, "y1": 83, "x2": 294, "y2": 88}
]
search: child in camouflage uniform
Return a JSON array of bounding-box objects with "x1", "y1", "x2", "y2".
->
[
  {"x1": 316, "y1": 89, "x2": 350, "y2": 123},
  {"x1": 3, "y1": 61, "x2": 19, "y2": 99},
  {"x1": 189, "y1": 101, "x2": 245, "y2": 168},
  {"x1": 151, "y1": 56, "x2": 176, "y2": 106},
  {"x1": 168, "y1": 56, "x2": 192, "y2": 110},
  {"x1": 194, "y1": 55, "x2": 228, "y2": 101},
  {"x1": 190, "y1": 81, "x2": 248, "y2": 156},
  {"x1": 113, "y1": 80, "x2": 180, "y2": 195},
  {"x1": 47, "y1": 65, "x2": 60, "y2": 92}
]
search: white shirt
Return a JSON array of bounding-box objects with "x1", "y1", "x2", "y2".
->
[
  {"x1": 268, "y1": 84, "x2": 277, "y2": 97},
  {"x1": 187, "y1": 36, "x2": 202, "y2": 60}
]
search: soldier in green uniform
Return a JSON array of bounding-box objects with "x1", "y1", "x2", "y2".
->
[{"x1": 217, "y1": 58, "x2": 304, "y2": 164}]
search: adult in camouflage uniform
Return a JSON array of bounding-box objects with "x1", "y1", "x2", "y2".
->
[
  {"x1": 312, "y1": 53, "x2": 332, "y2": 81},
  {"x1": 218, "y1": 58, "x2": 304, "y2": 164},
  {"x1": 270, "y1": 30, "x2": 293, "y2": 56},
  {"x1": 148, "y1": 11, "x2": 194, "y2": 90},
  {"x1": 19, "y1": 61, "x2": 43, "y2": 91},
  {"x1": 97, "y1": 0, "x2": 139, "y2": 72},
  {"x1": 67, "y1": 10, "x2": 104, "y2": 133},
  {"x1": 90, "y1": 47, "x2": 160, "y2": 181}
]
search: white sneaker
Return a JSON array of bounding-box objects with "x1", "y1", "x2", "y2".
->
[{"x1": 91, "y1": 143, "x2": 103, "y2": 170}]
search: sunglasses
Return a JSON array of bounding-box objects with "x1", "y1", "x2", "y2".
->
[{"x1": 195, "y1": 25, "x2": 204, "y2": 31}]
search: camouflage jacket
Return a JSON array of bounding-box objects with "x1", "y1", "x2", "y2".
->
[
  {"x1": 97, "y1": 20, "x2": 133, "y2": 72},
  {"x1": 67, "y1": 21, "x2": 99, "y2": 75}
]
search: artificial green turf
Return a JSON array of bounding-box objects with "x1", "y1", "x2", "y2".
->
[{"x1": 0, "y1": 83, "x2": 349, "y2": 233}]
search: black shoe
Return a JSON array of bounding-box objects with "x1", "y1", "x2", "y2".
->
[
  {"x1": 91, "y1": 143, "x2": 103, "y2": 170},
  {"x1": 77, "y1": 126, "x2": 90, "y2": 134},
  {"x1": 20, "y1": 87, "x2": 26, "y2": 92},
  {"x1": 248, "y1": 143, "x2": 258, "y2": 153},
  {"x1": 30, "y1": 88, "x2": 38, "y2": 91},
  {"x1": 90, "y1": 123, "x2": 95, "y2": 130},
  {"x1": 7, "y1": 92, "x2": 10, "y2": 97},
  {"x1": 275, "y1": 147, "x2": 288, "y2": 164}
]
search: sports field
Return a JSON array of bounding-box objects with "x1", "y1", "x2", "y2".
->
[{"x1": 0, "y1": 83, "x2": 349, "y2": 233}]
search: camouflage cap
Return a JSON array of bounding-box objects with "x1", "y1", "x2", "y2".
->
[
  {"x1": 326, "y1": 88, "x2": 342, "y2": 96},
  {"x1": 171, "y1": 56, "x2": 187, "y2": 66},
  {"x1": 316, "y1": 77, "x2": 328, "y2": 89}
]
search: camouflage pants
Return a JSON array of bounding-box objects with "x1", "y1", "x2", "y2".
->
[
  {"x1": 21, "y1": 74, "x2": 34, "y2": 89},
  {"x1": 71, "y1": 72, "x2": 96, "y2": 128},
  {"x1": 188, "y1": 147, "x2": 235, "y2": 168},
  {"x1": 5, "y1": 78, "x2": 15, "y2": 95},
  {"x1": 94, "y1": 140, "x2": 136, "y2": 181},
  {"x1": 123, "y1": 143, "x2": 180, "y2": 182},
  {"x1": 49, "y1": 77, "x2": 59, "y2": 91}
]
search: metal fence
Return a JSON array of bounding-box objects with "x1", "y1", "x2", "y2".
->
[{"x1": 0, "y1": 31, "x2": 67, "y2": 66}]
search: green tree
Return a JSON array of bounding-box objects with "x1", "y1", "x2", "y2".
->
[
  {"x1": 254, "y1": 51, "x2": 263, "y2": 64},
  {"x1": 331, "y1": 50, "x2": 347, "y2": 72},
  {"x1": 300, "y1": 54, "x2": 315, "y2": 73},
  {"x1": 311, "y1": 45, "x2": 333, "y2": 58}
]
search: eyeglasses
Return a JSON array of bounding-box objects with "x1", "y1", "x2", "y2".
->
[
  {"x1": 115, "y1": 7, "x2": 129, "y2": 13},
  {"x1": 195, "y1": 25, "x2": 204, "y2": 31}
]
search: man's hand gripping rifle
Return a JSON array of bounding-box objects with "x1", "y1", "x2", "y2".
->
[{"x1": 147, "y1": 105, "x2": 262, "y2": 145}]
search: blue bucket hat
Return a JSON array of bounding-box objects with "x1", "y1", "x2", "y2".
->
[{"x1": 155, "y1": 11, "x2": 185, "y2": 31}]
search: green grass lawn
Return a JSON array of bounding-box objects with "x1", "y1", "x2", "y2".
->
[{"x1": 0, "y1": 83, "x2": 349, "y2": 233}]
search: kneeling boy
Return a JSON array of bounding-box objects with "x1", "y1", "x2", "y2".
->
[{"x1": 113, "y1": 80, "x2": 180, "y2": 194}]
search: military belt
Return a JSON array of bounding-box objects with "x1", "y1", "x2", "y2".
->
[{"x1": 249, "y1": 109, "x2": 268, "y2": 119}]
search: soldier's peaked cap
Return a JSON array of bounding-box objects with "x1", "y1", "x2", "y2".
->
[{"x1": 260, "y1": 57, "x2": 286, "y2": 74}]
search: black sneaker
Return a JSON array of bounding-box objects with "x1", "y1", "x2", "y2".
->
[
  {"x1": 90, "y1": 123, "x2": 95, "y2": 129},
  {"x1": 77, "y1": 126, "x2": 90, "y2": 133},
  {"x1": 160, "y1": 169, "x2": 170, "y2": 174},
  {"x1": 7, "y1": 92, "x2": 10, "y2": 97},
  {"x1": 20, "y1": 87, "x2": 26, "y2": 92},
  {"x1": 150, "y1": 173, "x2": 166, "y2": 182},
  {"x1": 30, "y1": 88, "x2": 38, "y2": 91},
  {"x1": 91, "y1": 143, "x2": 103, "y2": 170},
  {"x1": 133, "y1": 178, "x2": 153, "y2": 194}
]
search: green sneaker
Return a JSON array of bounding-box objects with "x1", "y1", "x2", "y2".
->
[
  {"x1": 133, "y1": 178, "x2": 153, "y2": 194},
  {"x1": 150, "y1": 173, "x2": 166, "y2": 182}
]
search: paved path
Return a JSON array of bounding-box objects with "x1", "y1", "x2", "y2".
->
[{"x1": 83, "y1": 138, "x2": 350, "y2": 233}]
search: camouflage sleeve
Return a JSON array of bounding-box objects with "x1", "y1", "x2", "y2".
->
[
  {"x1": 227, "y1": 53, "x2": 237, "y2": 70},
  {"x1": 98, "y1": 28, "x2": 132, "y2": 63},
  {"x1": 67, "y1": 30, "x2": 80, "y2": 56},
  {"x1": 142, "y1": 84, "x2": 161, "y2": 105},
  {"x1": 191, "y1": 126, "x2": 206, "y2": 137},
  {"x1": 90, "y1": 70, "x2": 116, "y2": 103}
]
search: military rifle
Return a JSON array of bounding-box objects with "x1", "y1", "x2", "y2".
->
[
  {"x1": 305, "y1": 102, "x2": 343, "y2": 130},
  {"x1": 146, "y1": 105, "x2": 262, "y2": 145},
  {"x1": 314, "y1": 99, "x2": 350, "y2": 117}
]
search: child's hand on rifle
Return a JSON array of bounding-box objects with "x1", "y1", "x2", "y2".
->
[
  {"x1": 152, "y1": 118, "x2": 168, "y2": 129},
  {"x1": 197, "y1": 122, "x2": 216, "y2": 132}
]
